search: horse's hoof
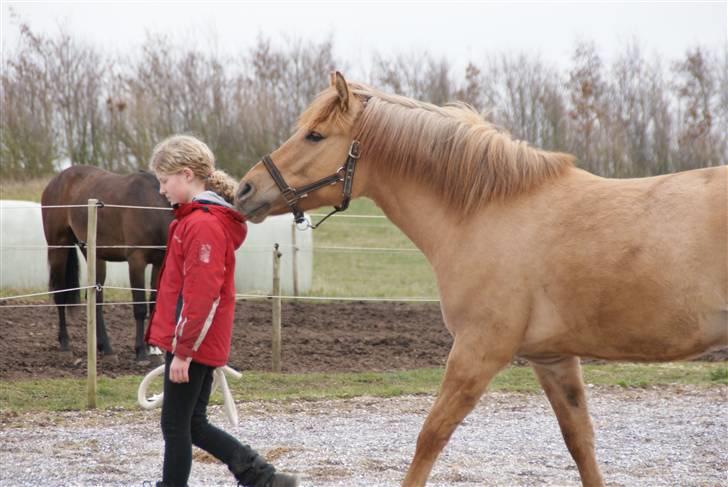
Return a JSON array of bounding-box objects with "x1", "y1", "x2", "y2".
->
[
  {"x1": 148, "y1": 354, "x2": 164, "y2": 366},
  {"x1": 136, "y1": 354, "x2": 161, "y2": 366},
  {"x1": 101, "y1": 353, "x2": 119, "y2": 364},
  {"x1": 58, "y1": 349, "x2": 74, "y2": 363}
]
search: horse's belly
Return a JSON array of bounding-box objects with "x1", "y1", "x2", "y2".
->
[
  {"x1": 520, "y1": 301, "x2": 727, "y2": 361},
  {"x1": 97, "y1": 251, "x2": 129, "y2": 262}
]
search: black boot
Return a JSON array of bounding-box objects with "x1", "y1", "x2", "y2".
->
[{"x1": 228, "y1": 445, "x2": 276, "y2": 487}]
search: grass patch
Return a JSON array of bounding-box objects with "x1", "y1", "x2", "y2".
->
[
  {"x1": 0, "y1": 177, "x2": 51, "y2": 202},
  {"x1": 709, "y1": 366, "x2": 728, "y2": 384},
  {"x1": 1, "y1": 362, "x2": 725, "y2": 414},
  {"x1": 307, "y1": 198, "x2": 438, "y2": 299}
]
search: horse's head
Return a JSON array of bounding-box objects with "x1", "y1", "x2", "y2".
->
[{"x1": 235, "y1": 71, "x2": 368, "y2": 224}]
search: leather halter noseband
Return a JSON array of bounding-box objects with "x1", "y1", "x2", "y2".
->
[{"x1": 261, "y1": 140, "x2": 360, "y2": 230}]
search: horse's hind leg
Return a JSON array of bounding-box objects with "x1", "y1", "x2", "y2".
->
[
  {"x1": 128, "y1": 253, "x2": 149, "y2": 361},
  {"x1": 47, "y1": 247, "x2": 73, "y2": 351},
  {"x1": 149, "y1": 261, "x2": 161, "y2": 319},
  {"x1": 531, "y1": 356, "x2": 604, "y2": 487},
  {"x1": 95, "y1": 259, "x2": 114, "y2": 356},
  {"x1": 402, "y1": 331, "x2": 517, "y2": 486}
]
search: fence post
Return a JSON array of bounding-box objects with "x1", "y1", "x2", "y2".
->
[
  {"x1": 86, "y1": 198, "x2": 98, "y2": 409},
  {"x1": 291, "y1": 220, "x2": 299, "y2": 296},
  {"x1": 272, "y1": 243, "x2": 282, "y2": 372}
]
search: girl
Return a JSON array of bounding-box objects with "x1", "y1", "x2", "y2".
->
[{"x1": 146, "y1": 135, "x2": 299, "y2": 487}]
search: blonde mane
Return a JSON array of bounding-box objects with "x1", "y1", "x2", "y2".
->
[{"x1": 299, "y1": 84, "x2": 575, "y2": 215}]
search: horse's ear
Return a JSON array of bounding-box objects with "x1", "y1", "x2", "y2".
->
[{"x1": 332, "y1": 71, "x2": 349, "y2": 111}]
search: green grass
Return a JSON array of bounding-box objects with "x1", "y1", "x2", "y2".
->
[
  {"x1": 0, "y1": 177, "x2": 51, "y2": 202},
  {"x1": 708, "y1": 366, "x2": 728, "y2": 384},
  {"x1": 1, "y1": 362, "x2": 725, "y2": 414},
  {"x1": 307, "y1": 198, "x2": 438, "y2": 299}
]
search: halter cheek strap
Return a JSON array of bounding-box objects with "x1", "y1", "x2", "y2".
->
[{"x1": 261, "y1": 140, "x2": 360, "y2": 230}]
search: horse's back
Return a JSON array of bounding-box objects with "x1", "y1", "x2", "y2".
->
[
  {"x1": 41, "y1": 166, "x2": 107, "y2": 240},
  {"x1": 518, "y1": 166, "x2": 727, "y2": 361},
  {"x1": 551, "y1": 166, "x2": 726, "y2": 296},
  {"x1": 41, "y1": 165, "x2": 171, "y2": 254}
]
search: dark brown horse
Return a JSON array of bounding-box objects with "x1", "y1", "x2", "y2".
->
[{"x1": 41, "y1": 165, "x2": 173, "y2": 361}]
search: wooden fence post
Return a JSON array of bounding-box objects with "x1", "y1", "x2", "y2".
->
[
  {"x1": 86, "y1": 198, "x2": 98, "y2": 409},
  {"x1": 291, "y1": 221, "x2": 299, "y2": 296},
  {"x1": 272, "y1": 243, "x2": 282, "y2": 372}
]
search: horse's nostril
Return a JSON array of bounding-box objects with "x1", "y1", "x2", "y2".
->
[{"x1": 237, "y1": 182, "x2": 253, "y2": 201}]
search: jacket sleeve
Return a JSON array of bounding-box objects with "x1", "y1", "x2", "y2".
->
[{"x1": 172, "y1": 217, "x2": 227, "y2": 360}]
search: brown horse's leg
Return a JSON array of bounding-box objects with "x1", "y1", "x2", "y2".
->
[
  {"x1": 47, "y1": 246, "x2": 78, "y2": 352},
  {"x1": 95, "y1": 259, "x2": 113, "y2": 355},
  {"x1": 403, "y1": 334, "x2": 515, "y2": 486},
  {"x1": 149, "y1": 261, "x2": 161, "y2": 319},
  {"x1": 531, "y1": 356, "x2": 604, "y2": 487},
  {"x1": 128, "y1": 252, "x2": 149, "y2": 361}
]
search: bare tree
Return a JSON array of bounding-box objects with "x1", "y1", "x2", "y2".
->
[
  {"x1": 672, "y1": 47, "x2": 722, "y2": 168},
  {"x1": 454, "y1": 62, "x2": 484, "y2": 111},
  {"x1": 567, "y1": 41, "x2": 610, "y2": 174},
  {"x1": 1, "y1": 24, "x2": 724, "y2": 181},
  {"x1": 1, "y1": 24, "x2": 57, "y2": 178},
  {"x1": 45, "y1": 31, "x2": 108, "y2": 167},
  {"x1": 371, "y1": 50, "x2": 454, "y2": 103},
  {"x1": 482, "y1": 53, "x2": 566, "y2": 152}
]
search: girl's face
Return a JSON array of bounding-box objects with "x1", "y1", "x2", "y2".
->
[{"x1": 157, "y1": 168, "x2": 195, "y2": 205}]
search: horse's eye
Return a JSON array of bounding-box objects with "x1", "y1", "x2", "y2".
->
[{"x1": 305, "y1": 131, "x2": 324, "y2": 142}]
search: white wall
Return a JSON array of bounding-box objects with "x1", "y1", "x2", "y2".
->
[
  {"x1": 235, "y1": 213, "x2": 313, "y2": 295},
  {"x1": 0, "y1": 200, "x2": 312, "y2": 296}
]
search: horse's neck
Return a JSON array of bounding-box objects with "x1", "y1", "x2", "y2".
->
[{"x1": 365, "y1": 178, "x2": 459, "y2": 268}]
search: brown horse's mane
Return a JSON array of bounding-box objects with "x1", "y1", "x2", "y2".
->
[{"x1": 299, "y1": 84, "x2": 575, "y2": 214}]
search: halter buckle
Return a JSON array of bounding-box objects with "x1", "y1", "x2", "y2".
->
[{"x1": 348, "y1": 140, "x2": 361, "y2": 159}]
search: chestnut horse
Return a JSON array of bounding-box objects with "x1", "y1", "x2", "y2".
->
[
  {"x1": 42, "y1": 165, "x2": 172, "y2": 361},
  {"x1": 235, "y1": 72, "x2": 727, "y2": 486}
]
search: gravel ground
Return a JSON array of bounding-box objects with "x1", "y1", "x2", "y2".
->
[{"x1": 1, "y1": 386, "x2": 726, "y2": 487}]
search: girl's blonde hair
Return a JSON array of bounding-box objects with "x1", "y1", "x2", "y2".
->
[{"x1": 149, "y1": 135, "x2": 238, "y2": 204}]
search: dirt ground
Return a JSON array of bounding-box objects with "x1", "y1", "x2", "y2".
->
[{"x1": 1, "y1": 300, "x2": 725, "y2": 380}]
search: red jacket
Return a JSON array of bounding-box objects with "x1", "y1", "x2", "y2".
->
[{"x1": 146, "y1": 198, "x2": 246, "y2": 367}]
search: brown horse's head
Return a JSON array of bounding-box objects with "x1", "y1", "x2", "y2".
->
[{"x1": 235, "y1": 71, "x2": 367, "y2": 223}]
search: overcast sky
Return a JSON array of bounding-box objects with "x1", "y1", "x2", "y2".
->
[{"x1": 2, "y1": 1, "x2": 726, "y2": 74}]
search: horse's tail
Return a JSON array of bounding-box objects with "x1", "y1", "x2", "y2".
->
[{"x1": 49, "y1": 246, "x2": 81, "y2": 309}]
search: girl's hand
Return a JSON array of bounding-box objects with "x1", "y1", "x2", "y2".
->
[{"x1": 170, "y1": 355, "x2": 192, "y2": 383}]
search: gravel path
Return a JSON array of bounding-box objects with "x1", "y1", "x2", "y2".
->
[{"x1": 1, "y1": 386, "x2": 726, "y2": 486}]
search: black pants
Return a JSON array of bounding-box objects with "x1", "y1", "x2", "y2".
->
[{"x1": 161, "y1": 352, "x2": 275, "y2": 487}]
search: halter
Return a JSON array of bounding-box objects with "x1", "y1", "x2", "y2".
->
[{"x1": 261, "y1": 140, "x2": 360, "y2": 230}]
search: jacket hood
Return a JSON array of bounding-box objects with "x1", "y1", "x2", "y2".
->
[
  {"x1": 193, "y1": 190, "x2": 233, "y2": 208},
  {"x1": 174, "y1": 200, "x2": 247, "y2": 249}
]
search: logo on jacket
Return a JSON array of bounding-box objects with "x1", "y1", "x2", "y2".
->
[{"x1": 199, "y1": 243, "x2": 212, "y2": 263}]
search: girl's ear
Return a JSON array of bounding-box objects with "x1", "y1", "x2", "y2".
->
[{"x1": 182, "y1": 167, "x2": 195, "y2": 181}]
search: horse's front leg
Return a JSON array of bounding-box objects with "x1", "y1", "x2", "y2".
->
[
  {"x1": 531, "y1": 356, "x2": 604, "y2": 487},
  {"x1": 95, "y1": 259, "x2": 114, "y2": 356},
  {"x1": 402, "y1": 325, "x2": 520, "y2": 486}
]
